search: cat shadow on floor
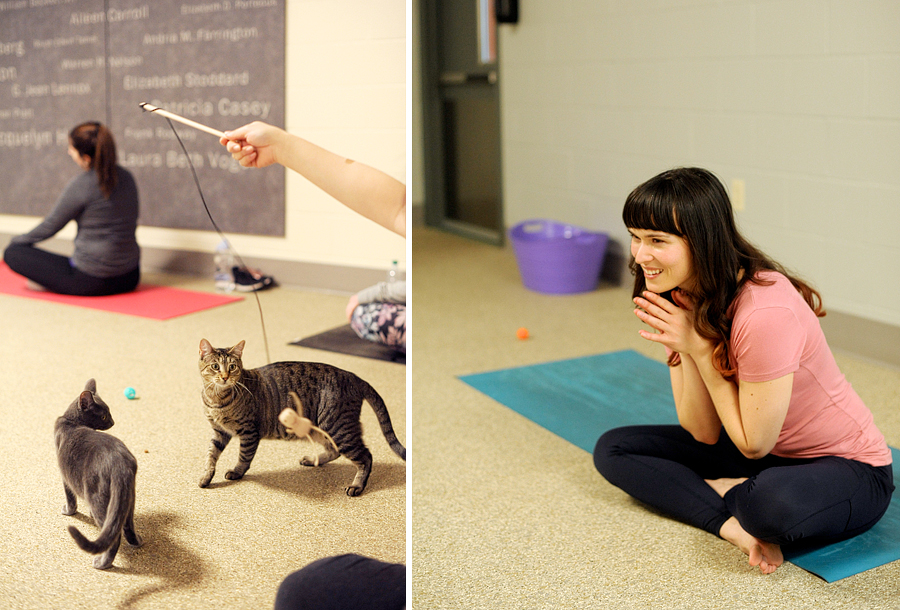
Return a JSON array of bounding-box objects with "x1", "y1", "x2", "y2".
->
[
  {"x1": 65, "y1": 511, "x2": 97, "y2": 526},
  {"x1": 108, "y1": 511, "x2": 207, "y2": 610},
  {"x1": 228, "y1": 461, "x2": 407, "y2": 499}
]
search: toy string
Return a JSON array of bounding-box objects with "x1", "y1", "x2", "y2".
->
[{"x1": 150, "y1": 110, "x2": 271, "y2": 364}]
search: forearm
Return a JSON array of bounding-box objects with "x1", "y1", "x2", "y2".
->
[
  {"x1": 673, "y1": 354, "x2": 722, "y2": 444},
  {"x1": 277, "y1": 134, "x2": 406, "y2": 237},
  {"x1": 15, "y1": 180, "x2": 84, "y2": 244},
  {"x1": 14, "y1": 206, "x2": 75, "y2": 244},
  {"x1": 633, "y1": 289, "x2": 787, "y2": 459},
  {"x1": 690, "y1": 349, "x2": 755, "y2": 457}
]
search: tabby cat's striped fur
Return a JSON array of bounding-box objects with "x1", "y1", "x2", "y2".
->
[{"x1": 197, "y1": 339, "x2": 405, "y2": 496}]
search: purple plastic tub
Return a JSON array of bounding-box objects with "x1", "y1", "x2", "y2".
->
[{"x1": 509, "y1": 219, "x2": 609, "y2": 294}]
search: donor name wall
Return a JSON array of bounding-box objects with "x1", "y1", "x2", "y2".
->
[{"x1": 0, "y1": 0, "x2": 285, "y2": 236}]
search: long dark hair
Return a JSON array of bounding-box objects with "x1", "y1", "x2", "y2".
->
[
  {"x1": 69, "y1": 121, "x2": 117, "y2": 198},
  {"x1": 623, "y1": 167, "x2": 824, "y2": 378}
]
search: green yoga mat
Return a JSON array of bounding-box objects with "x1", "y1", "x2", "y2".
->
[{"x1": 459, "y1": 349, "x2": 900, "y2": 582}]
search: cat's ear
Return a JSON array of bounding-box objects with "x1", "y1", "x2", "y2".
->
[
  {"x1": 84, "y1": 378, "x2": 96, "y2": 394},
  {"x1": 199, "y1": 339, "x2": 213, "y2": 358},
  {"x1": 229, "y1": 340, "x2": 245, "y2": 359},
  {"x1": 78, "y1": 390, "x2": 93, "y2": 411}
]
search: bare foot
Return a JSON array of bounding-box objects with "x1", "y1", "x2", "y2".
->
[
  {"x1": 705, "y1": 477, "x2": 748, "y2": 498},
  {"x1": 719, "y1": 516, "x2": 783, "y2": 574}
]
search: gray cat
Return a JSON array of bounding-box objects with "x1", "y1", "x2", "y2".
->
[
  {"x1": 55, "y1": 379, "x2": 142, "y2": 569},
  {"x1": 197, "y1": 339, "x2": 406, "y2": 496}
]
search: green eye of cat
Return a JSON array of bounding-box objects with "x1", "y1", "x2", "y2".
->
[
  {"x1": 229, "y1": 364, "x2": 237, "y2": 372},
  {"x1": 212, "y1": 364, "x2": 220, "y2": 371}
]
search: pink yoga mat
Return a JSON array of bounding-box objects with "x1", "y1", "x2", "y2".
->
[{"x1": 0, "y1": 263, "x2": 242, "y2": 320}]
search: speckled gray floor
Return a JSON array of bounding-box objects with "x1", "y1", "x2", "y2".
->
[
  {"x1": 411, "y1": 227, "x2": 900, "y2": 610},
  {"x1": 0, "y1": 273, "x2": 406, "y2": 609}
]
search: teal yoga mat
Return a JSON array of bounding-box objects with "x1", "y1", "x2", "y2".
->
[{"x1": 459, "y1": 349, "x2": 900, "y2": 582}]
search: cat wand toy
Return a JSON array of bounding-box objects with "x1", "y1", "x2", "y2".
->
[
  {"x1": 138, "y1": 102, "x2": 227, "y2": 138},
  {"x1": 138, "y1": 101, "x2": 273, "y2": 365},
  {"x1": 280, "y1": 392, "x2": 340, "y2": 467}
]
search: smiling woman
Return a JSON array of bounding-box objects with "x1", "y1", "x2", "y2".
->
[
  {"x1": 593, "y1": 167, "x2": 894, "y2": 575},
  {"x1": 627, "y1": 228, "x2": 695, "y2": 295}
]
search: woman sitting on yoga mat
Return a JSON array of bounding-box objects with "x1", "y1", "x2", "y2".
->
[
  {"x1": 4, "y1": 121, "x2": 140, "y2": 296},
  {"x1": 345, "y1": 279, "x2": 406, "y2": 354},
  {"x1": 593, "y1": 167, "x2": 894, "y2": 575}
]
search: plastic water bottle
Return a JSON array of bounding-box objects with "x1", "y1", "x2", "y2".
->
[
  {"x1": 214, "y1": 239, "x2": 235, "y2": 293},
  {"x1": 387, "y1": 260, "x2": 398, "y2": 284}
]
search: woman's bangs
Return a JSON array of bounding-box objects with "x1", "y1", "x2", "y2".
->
[{"x1": 622, "y1": 188, "x2": 682, "y2": 236}]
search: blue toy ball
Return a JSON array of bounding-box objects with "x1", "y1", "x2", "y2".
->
[{"x1": 124, "y1": 387, "x2": 137, "y2": 400}]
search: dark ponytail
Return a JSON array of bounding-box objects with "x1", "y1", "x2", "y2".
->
[{"x1": 69, "y1": 122, "x2": 118, "y2": 198}]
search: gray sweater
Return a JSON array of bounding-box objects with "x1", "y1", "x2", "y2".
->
[
  {"x1": 12, "y1": 167, "x2": 140, "y2": 278},
  {"x1": 356, "y1": 280, "x2": 406, "y2": 305}
]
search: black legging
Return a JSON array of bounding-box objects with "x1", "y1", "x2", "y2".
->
[
  {"x1": 594, "y1": 425, "x2": 894, "y2": 547},
  {"x1": 274, "y1": 554, "x2": 405, "y2": 610},
  {"x1": 4, "y1": 243, "x2": 139, "y2": 296}
]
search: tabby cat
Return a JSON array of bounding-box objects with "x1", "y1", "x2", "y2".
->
[
  {"x1": 197, "y1": 339, "x2": 406, "y2": 496},
  {"x1": 54, "y1": 379, "x2": 142, "y2": 569}
]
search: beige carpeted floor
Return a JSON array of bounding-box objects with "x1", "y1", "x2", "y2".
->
[
  {"x1": 411, "y1": 227, "x2": 900, "y2": 610},
  {"x1": 0, "y1": 273, "x2": 406, "y2": 609}
]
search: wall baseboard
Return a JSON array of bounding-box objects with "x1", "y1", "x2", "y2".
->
[
  {"x1": 820, "y1": 310, "x2": 900, "y2": 370},
  {"x1": 0, "y1": 233, "x2": 390, "y2": 295},
  {"x1": 139, "y1": 246, "x2": 392, "y2": 294}
]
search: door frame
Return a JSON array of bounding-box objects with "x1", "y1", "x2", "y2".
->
[{"x1": 419, "y1": 0, "x2": 504, "y2": 245}]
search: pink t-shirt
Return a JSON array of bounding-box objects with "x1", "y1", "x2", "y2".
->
[{"x1": 728, "y1": 271, "x2": 891, "y2": 467}]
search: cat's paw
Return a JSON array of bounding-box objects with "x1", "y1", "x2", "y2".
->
[
  {"x1": 346, "y1": 484, "x2": 364, "y2": 497},
  {"x1": 198, "y1": 473, "x2": 214, "y2": 488},
  {"x1": 62, "y1": 505, "x2": 76, "y2": 516},
  {"x1": 224, "y1": 470, "x2": 244, "y2": 481},
  {"x1": 127, "y1": 532, "x2": 144, "y2": 547},
  {"x1": 299, "y1": 456, "x2": 318, "y2": 467},
  {"x1": 93, "y1": 555, "x2": 114, "y2": 570}
]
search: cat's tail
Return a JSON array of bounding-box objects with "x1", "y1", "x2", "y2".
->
[
  {"x1": 67, "y1": 474, "x2": 128, "y2": 555},
  {"x1": 364, "y1": 386, "x2": 406, "y2": 461}
]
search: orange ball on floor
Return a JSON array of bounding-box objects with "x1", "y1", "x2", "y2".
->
[{"x1": 516, "y1": 327, "x2": 529, "y2": 340}]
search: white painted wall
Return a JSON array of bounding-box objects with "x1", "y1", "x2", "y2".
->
[
  {"x1": 497, "y1": 0, "x2": 900, "y2": 327},
  {"x1": 0, "y1": 0, "x2": 407, "y2": 274}
]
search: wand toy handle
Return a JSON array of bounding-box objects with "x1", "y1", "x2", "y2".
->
[{"x1": 138, "y1": 102, "x2": 227, "y2": 139}]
